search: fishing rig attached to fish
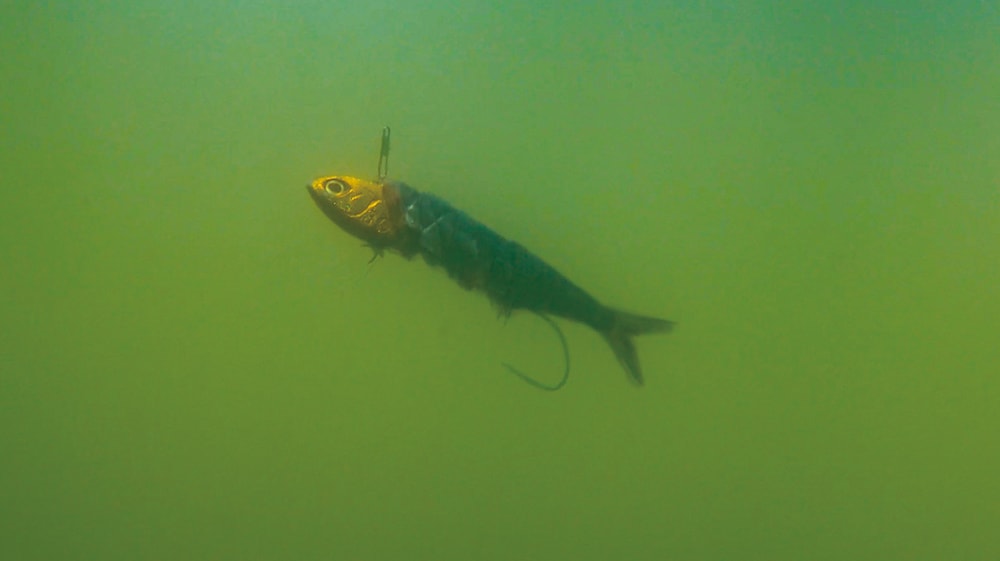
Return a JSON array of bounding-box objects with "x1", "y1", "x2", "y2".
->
[{"x1": 307, "y1": 127, "x2": 674, "y2": 390}]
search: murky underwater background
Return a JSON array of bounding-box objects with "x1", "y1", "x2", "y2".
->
[{"x1": 2, "y1": 2, "x2": 998, "y2": 559}]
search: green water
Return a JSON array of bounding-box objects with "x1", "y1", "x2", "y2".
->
[{"x1": 2, "y1": 2, "x2": 998, "y2": 559}]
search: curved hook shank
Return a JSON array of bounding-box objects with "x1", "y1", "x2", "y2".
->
[{"x1": 502, "y1": 313, "x2": 570, "y2": 391}]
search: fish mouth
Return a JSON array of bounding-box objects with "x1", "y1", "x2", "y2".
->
[{"x1": 306, "y1": 183, "x2": 323, "y2": 205}]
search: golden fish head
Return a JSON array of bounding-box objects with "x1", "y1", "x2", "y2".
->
[{"x1": 307, "y1": 175, "x2": 401, "y2": 244}]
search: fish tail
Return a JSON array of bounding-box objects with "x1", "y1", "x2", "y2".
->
[{"x1": 603, "y1": 309, "x2": 674, "y2": 386}]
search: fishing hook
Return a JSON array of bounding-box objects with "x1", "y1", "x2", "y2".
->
[
  {"x1": 502, "y1": 313, "x2": 570, "y2": 391},
  {"x1": 377, "y1": 125, "x2": 391, "y2": 180}
]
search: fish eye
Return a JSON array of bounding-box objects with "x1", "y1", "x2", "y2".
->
[{"x1": 324, "y1": 179, "x2": 347, "y2": 194}]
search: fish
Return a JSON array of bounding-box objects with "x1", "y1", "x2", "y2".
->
[{"x1": 307, "y1": 174, "x2": 674, "y2": 385}]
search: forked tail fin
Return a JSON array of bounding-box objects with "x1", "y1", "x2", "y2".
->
[{"x1": 603, "y1": 309, "x2": 674, "y2": 386}]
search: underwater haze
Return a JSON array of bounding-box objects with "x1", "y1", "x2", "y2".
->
[{"x1": 2, "y1": 1, "x2": 998, "y2": 559}]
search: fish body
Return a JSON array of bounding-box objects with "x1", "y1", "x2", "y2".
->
[{"x1": 307, "y1": 175, "x2": 673, "y2": 385}]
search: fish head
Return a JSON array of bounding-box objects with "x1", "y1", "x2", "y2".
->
[{"x1": 307, "y1": 175, "x2": 403, "y2": 246}]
